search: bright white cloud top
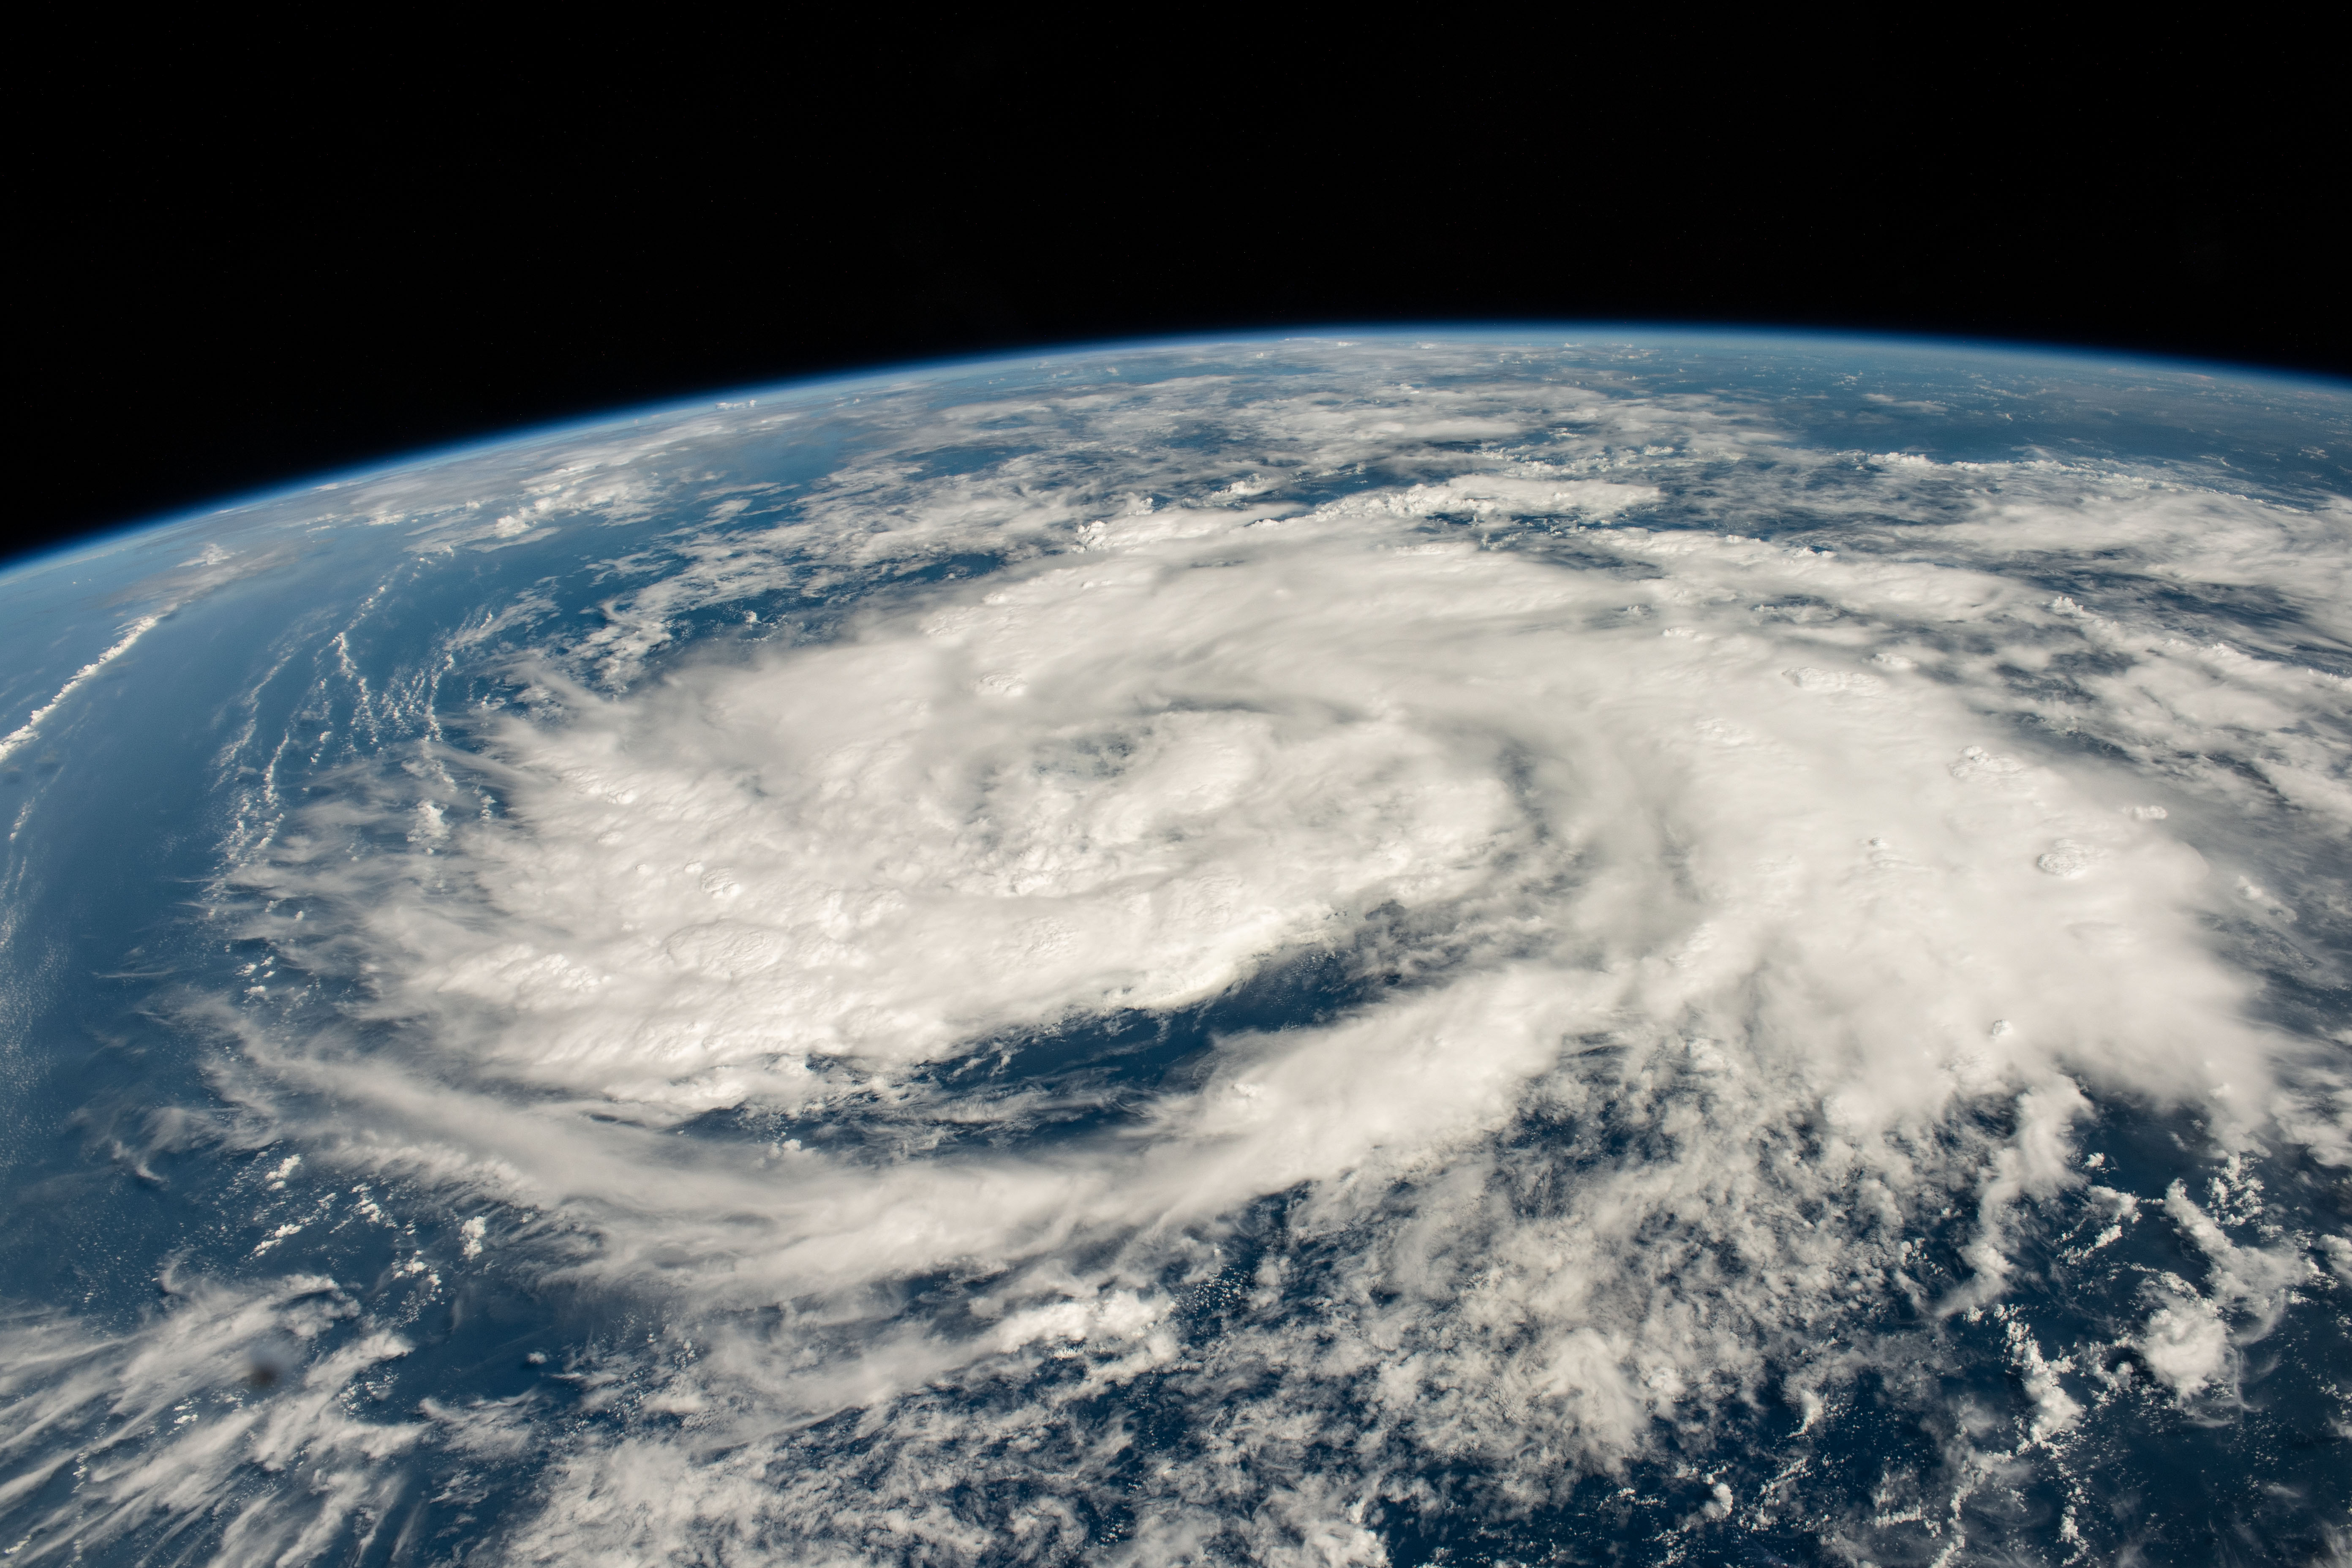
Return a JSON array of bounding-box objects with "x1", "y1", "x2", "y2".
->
[{"x1": 1, "y1": 336, "x2": 2348, "y2": 1565}]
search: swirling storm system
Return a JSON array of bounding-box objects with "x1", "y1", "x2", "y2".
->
[{"x1": 2, "y1": 334, "x2": 2349, "y2": 1565}]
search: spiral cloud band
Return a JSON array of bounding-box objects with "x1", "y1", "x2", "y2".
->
[{"x1": 3, "y1": 340, "x2": 2348, "y2": 1564}]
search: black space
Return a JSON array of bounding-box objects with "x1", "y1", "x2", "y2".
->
[{"x1": 13, "y1": 27, "x2": 2344, "y2": 569}]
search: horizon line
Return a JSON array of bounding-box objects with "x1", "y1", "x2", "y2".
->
[{"x1": 9, "y1": 321, "x2": 2349, "y2": 580}]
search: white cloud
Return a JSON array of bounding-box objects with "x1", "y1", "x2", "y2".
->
[
  {"x1": 17, "y1": 339, "x2": 2350, "y2": 1563},
  {"x1": 0, "y1": 1276, "x2": 419, "y2": 1564}
]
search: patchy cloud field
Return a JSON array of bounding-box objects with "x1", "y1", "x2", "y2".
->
[{"x1": 3, "y1": 336, "x2": 2350, "y2": 1565}]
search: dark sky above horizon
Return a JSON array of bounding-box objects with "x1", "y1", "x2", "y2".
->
[{"x1": 15, "y1": 28, "x2": 2342, "y2": 569}]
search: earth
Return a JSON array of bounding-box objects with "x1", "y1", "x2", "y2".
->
[{"x1": 3, "y1": 332, "x2": 2350, "y2": 1566}]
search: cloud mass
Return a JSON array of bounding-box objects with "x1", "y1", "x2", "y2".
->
[{"x1": 3, "y1": 336, "x2": 2349, "y2": 1565}]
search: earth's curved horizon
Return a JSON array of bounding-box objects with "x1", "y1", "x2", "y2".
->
[
  {"x1": 3, "y1": 329, "x2": 2349, "y2": 1565},
  {"x1": 18, "y1": 328, "x2": 2352, "y2": 582}
]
